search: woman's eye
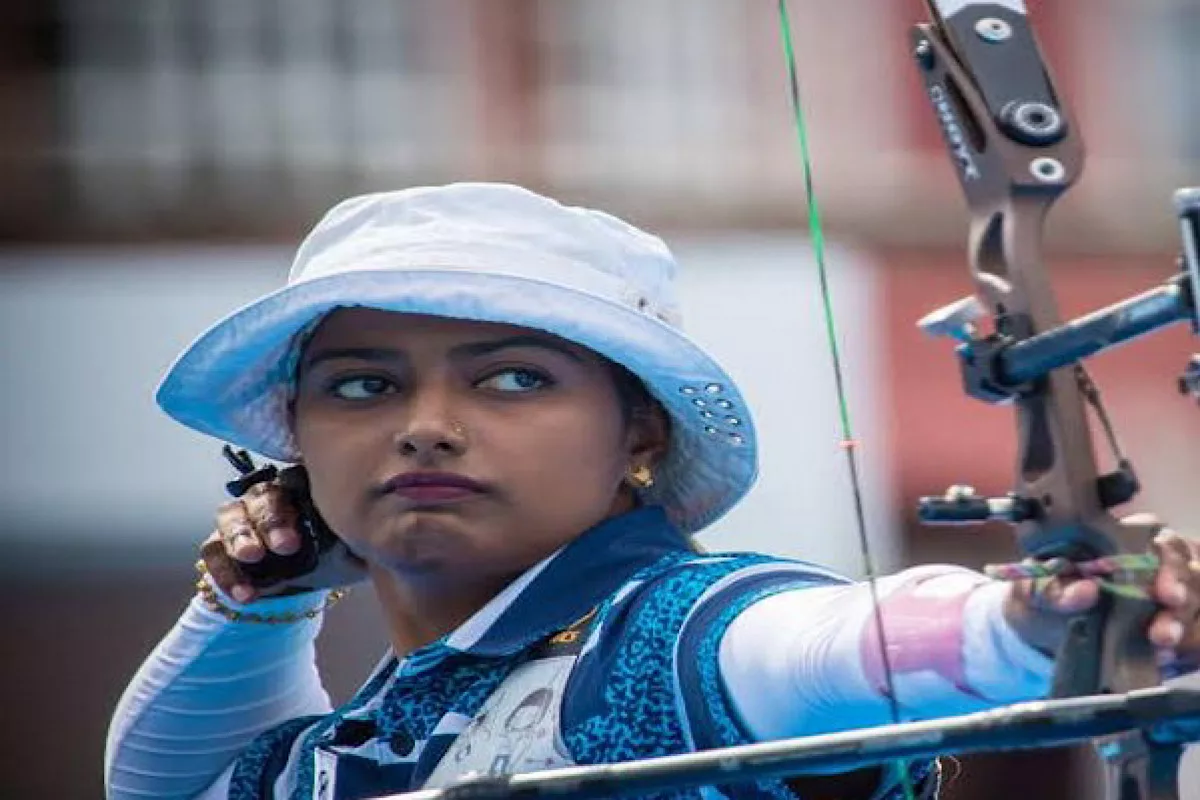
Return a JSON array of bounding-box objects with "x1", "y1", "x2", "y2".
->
[
  {"x1": 329, "y1": 375, "x2": 396, "y2": 400},
  {"x1": 477, "y1": 367, "x2": 551, "y2": 393}
]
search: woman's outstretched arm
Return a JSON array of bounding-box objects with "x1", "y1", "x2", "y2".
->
[
  {"x1": 719, "y1": 565, "x2": 1052, "y2": 741},
  {"x1": 710, "y1": 565, "x2": 1052, "y2": 799}
]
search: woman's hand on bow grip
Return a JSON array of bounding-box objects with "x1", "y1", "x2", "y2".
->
[
  {"x1": 1003, "y1": 513, "x2": 1200, "y2": 675},
  {"x1": 200, "y1": 480, "x2": 367, "y2": 604},
  {"x1": 1144, "y1": 521, "x2": 1200, "y2": 671}
]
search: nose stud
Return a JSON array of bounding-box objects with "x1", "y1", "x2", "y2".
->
[{"x1": 394, "y1": 421, "x2": 469, "y2": 453}]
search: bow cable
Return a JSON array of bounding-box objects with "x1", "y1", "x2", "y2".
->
[{"x1": 774, "y1": 2, "x2": 918, "y2": 798}]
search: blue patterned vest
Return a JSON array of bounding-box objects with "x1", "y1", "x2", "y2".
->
[{"x1": 226, "y1": 515, "x2": 936, "y2": 800}]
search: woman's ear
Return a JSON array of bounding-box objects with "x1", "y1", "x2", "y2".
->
[{"x1": 627, "y1": 402, "x2": 671, "y2": 468}]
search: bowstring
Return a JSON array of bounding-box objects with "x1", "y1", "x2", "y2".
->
[{"x1": 774, "y1": 2, "x2": 918, "y2": 798}]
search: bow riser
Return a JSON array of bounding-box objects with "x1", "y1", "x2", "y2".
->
[
  {"x1": 913, "y1": 0, "x2": 1160, "y2": 670},
  {"x1": 912, "y1": 3, "x2": 1184, "y2": 798}
]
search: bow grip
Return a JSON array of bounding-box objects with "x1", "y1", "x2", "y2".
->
[{"x1": 1050, "y1": 517, "x2": 1165, "y2": 699}]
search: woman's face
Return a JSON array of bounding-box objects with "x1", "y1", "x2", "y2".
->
[{"x1": 292, "y1": 309, "x2": 664, "y2": 585}]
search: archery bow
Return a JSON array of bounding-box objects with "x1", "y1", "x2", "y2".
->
[
  {"x1": 909, "y1": 1, "x2": 1200, "y2": 797},
  {"x1": 381, "y1": 2, "x2": 1200, "y2": 799}
]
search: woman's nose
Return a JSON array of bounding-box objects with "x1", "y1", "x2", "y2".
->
[
  {"x1": 391, "y1": 387, "x2": 470, "y2": 457},
  {"x1": 389, "y1": 378, "x2": 470, "y2": 457},
  {"x1": 392, "y1": 421, "x2": 468, "y2": 457}
]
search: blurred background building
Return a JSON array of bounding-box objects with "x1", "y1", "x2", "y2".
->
[{"x1": 1, "y1": 1, "x2": 1198, "y2": 797}]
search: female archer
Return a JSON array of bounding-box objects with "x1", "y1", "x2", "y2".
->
[{"x1": 104, "y1": 183, "x2": 1200, "y2": 800}]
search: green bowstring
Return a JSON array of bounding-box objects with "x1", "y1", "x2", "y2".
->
[{"x1": 774, "y1": 2, "x2": 919, "y2": 798}]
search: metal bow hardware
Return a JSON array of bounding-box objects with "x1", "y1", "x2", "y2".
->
[
  {"x1": 911, "y1": 0, "x2": 1200, "y2": 797},
  {"x1": 380, "y1": 2, "x2": 1200, "y2": 798}
]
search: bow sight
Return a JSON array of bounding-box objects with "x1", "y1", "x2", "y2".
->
[
  {"x1": 918, "y1": 187, "x2": 1200, "y2": 525},
  {"x1": 918, "y1": 188, "x2": 1200, "y2": 410}
]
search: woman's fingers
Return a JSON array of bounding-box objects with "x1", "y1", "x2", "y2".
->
[
  {"x1": 1152, "y1": 530, "x2": 1191, "y2": 606},
  {"x1": 199, "y1": 529, "x2": 255, "y2": 603},
  {"x1": 1052, "y1": 577, "x2": 1101, "y2": 612},
  {"x1": 216, "y1": 499, "x2": 266, "y2": 563},
  {"x1": 206, "y1": 483, "x2": 311, "y2": 604},
  {"x1": 199, "y1": 473, "x2": 364, "y2": 604},
  {"x1": 1149, "y1": 529, "x2": 1200, "y2": 652},
  {"x1": 241, "y1": 482, "x2": 302, "y2": 556},
  {"x1": 1003, "y1": 515, "x2": 1200, "y2": 673},
  {"x1": 1148, "y1": 609, "x2": 1186, "y2": 650},
  {"x1": 1010, "y1": 569, "x2": 1100, "y2": 615}
]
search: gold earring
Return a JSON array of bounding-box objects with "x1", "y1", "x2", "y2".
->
[{"x1": 627, "y1": 464, "x2": 654, "y2": 489}]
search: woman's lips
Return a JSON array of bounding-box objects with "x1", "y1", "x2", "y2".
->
[
  {"x1": 381, "y1": 471, "x2": 487, "y2": 506},
  {"x1": 390, "y1": 485, "x2": 481, "y2": 504}
]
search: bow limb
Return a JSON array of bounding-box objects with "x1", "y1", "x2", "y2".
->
[{"x1": 912, "y1": 1, "x2": 1180, "y2": 797}]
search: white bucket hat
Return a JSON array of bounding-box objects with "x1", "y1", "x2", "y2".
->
[{"x1": 157, "y1": 182, "x2": 757, "y2": 533}]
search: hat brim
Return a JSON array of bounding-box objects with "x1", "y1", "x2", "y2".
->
[{"x1": 156, "y1": 269, "x2": 757, "y2": 533}]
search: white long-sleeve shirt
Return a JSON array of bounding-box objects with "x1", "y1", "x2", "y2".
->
[{"x1": 105, "y1": 590, "x2": 334, "y2": 798}]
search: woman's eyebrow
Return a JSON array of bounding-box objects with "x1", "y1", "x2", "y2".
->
[
  {"x1": 450, "y1": 335, "x2": 585, "y2": 363},
  {"x1": 301, "y1": 336, "x2": 584, "y2": 371},
  {"x1": 302, "y1": 346, "x2": 405, "y2": 370}
]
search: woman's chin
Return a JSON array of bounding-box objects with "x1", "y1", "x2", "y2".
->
[{"x1": 370, "y1": 515, "x2": 475, "y2": 573}]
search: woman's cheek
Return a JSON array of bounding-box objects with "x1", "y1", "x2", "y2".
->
[{"x1": 305, "y1": 461, "x2": 366, "y2": 540}]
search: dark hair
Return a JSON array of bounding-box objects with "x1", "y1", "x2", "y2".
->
[{"x1": 604, "y1": 359, "x2": 661, "y2": 428}]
